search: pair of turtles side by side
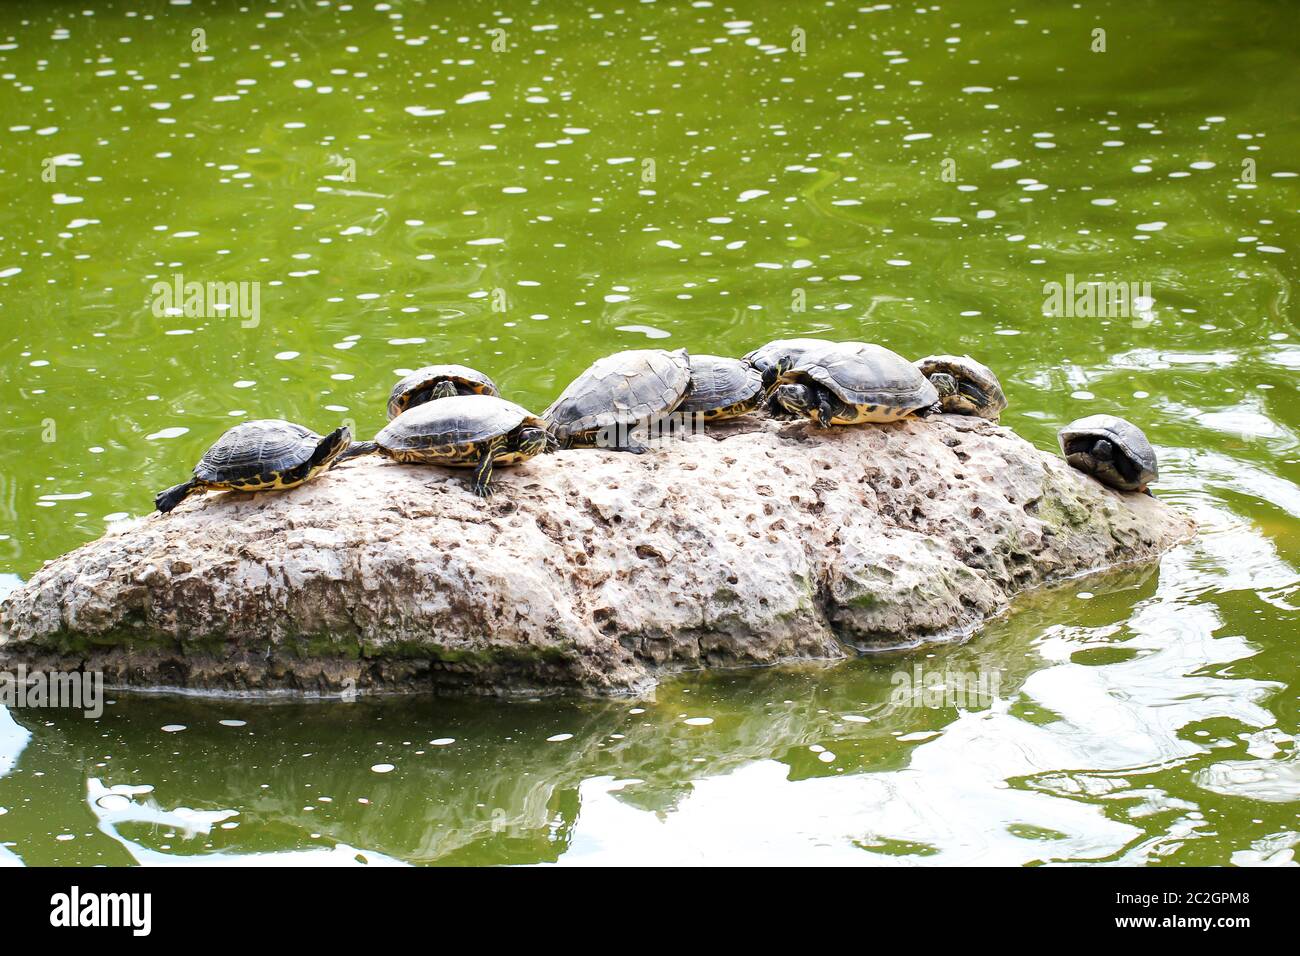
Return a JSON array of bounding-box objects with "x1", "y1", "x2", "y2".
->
[
  {"x1": 154, "y1": 420, "x2": 353, "y2": 513},
  {"x1": 543, "y1": 349, "x2": 768, "y2": 444},
  {"x1": 154, "y1": 388, "x2": 548, "y2": 509},
  {"x1": 746, "y1": 339, "x2": 1005, "y2": 425}
]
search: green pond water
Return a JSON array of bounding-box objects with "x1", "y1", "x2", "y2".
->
[{"x1": 1, "y1": 0, "x2": 1298, "y2": 865}]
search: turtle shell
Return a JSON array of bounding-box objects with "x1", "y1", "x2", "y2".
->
[
  {"x1": 1058, "y1": 414, "x2": 1158, "y2": 490},
  {"x1": 194, "y1": 420, "x2": 323, "y2": 483},
  {"x1": 678, "y1": 354, "x2": 765, "y2": 415},
  {"x1": 915, "y1": 353, "x2": 1008, "y2": 418},
  {"x1": 742, "y1": 338, "x2": 836, "y2": 378},
  {"x1": 543, "y1": 348, "x2": 691, "y2": 440},
  {"x1": 387, "y1": 364, "x2": 500, "y2": 419},
  {"x1": 786, "y1": 342, "x2": 938, "y2": 412},
  {"x1": 377, "y1": 394, "x2": 541, "y2": 452}
]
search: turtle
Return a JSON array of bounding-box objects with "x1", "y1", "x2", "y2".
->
[
  {"x1": 915, "y1": 354, "x2": 1008, "y2": 419},
  {"x1": 1058, "y1": 414, "x2": 1159, "y2": 494},
  {"x1": 155, "y1": 419, "x2": 352, "y2": 513},
  {"x1": 339, "y1": 394, "x2": 550, "y2": 498},
  {"x1": 543, "y1": 348, "x2": 691, "y2": 453},
  {"x1": 387, "y1": 364, "x2": 500, "y2": 419},
  {"x1": 677, "y1": 354, "x2": 766, "y2": 422},
  {"x1": 772, "y1": 342, "x2": 940, "y2": 426},
  {"x1": 742, "y1": 337, "x2": 837, "y2": 417}
]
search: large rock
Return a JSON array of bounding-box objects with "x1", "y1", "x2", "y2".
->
[{"x1": 0, "y1": 416, "x2": 1193, "y2": 696}]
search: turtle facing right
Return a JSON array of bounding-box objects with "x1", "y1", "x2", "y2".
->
[
  {"x1": 340, "y1": 394, "x2": 549, "y2": 499},
  {"x1": 155, "y1": 420, "x2": 352, "y2": 513}
]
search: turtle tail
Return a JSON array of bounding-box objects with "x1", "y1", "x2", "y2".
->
[
  {"x1": 337, "y1": 441, "x2": 380, "y2": 462},
  {"x1": 312, "y1": 425, "x2": 353, "y2": 467},
  {"x1": 155, "y1": 479, "x2": 200, "y2": 514}
]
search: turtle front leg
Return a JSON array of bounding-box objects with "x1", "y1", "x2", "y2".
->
[
  {"x1": 814, "y1": 385, "x2": 836, "y2": 428},
  {"x1": 615, "y1": 426, "x2": 651, "y2": 454},
  {"x1": 602, "y1": 421, "x2": 651, "y2": 453},
  {"x1": 471, "y1": 435, "x2": 507, "y2": 499}
]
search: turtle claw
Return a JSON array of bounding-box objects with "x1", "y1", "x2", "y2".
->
[
  {"x1": 764, "y1": 393, "x2": 796, "y2": 420},
  {"x1": 471, "y1": 437, "x2": 504, "y2": 499}
]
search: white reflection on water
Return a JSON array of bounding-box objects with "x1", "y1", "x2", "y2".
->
[
  {"x1": 0, "y1": 708, "x2": 29, "y2": 866},
  {"x1": 1197, "y1": 756, "x2": 1300, "y2": 804},
  {"x1": 1231, "y1": 830, "x2": 1299, "y2": 866},
  {"x1": 83, "y1": 779, "x2": 406, "y2": 867},
  {"x1": 0, "y1": 706, "x2": 29, "y2": 779}
]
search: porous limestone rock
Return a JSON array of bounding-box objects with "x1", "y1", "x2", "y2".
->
[{"x1": 0, "y1": 416, "x2": 1194, "y2": 696}]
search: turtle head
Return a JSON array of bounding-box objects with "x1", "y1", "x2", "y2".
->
[
  {"x1": 516, "y1": 426, "x2": 551, "y2": 460},
  {"x1": 1064, "y1": 436, "x2": 1140, "y2": 491},
  {"x1": 928, "y1": 371, "x2": 958, "y2": 401},
  {"x1": 313, "y1": 425, "x2": 353, "y2": 467},
  {"x1": 775, "y1": 383, "x2": 815, "y2": 420},
  {"x1": 429, "y1": 379, "x2": 459, "y2": 400},
  {"x1": 393, "y1": 379, "x2": 457, "y2": 418},
  {"x1": 930, "y1": 372, "x2": 997, "y2": 416}
]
